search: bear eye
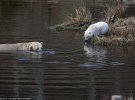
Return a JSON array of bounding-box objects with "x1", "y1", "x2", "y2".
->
[{"x1": 30, "y1": 46, "x2": 34, "y2": 51}]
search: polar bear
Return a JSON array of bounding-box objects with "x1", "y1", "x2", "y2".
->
[
  {"x1": 84, "y1": 22, "x2": 109, "y2": 42},
  {"x1": 0, "y1": 42, "x2": 43, "y2": 52}
]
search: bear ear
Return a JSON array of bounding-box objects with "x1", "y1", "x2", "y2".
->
[{"x1": 40, "y1": 42, "x2": 43, "y2": 44}]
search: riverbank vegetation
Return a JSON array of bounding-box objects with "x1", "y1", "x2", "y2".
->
[
  {"x1": 50, "y1": 3, "x2": 135, "y2": 46},
  {"x1": 92, "y1": 4, "x2": 135, "y2": 46},
  {"x1": 49, "y1": 5, "x2": 93, "y2": 31}
]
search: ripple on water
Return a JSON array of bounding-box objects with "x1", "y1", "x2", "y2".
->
[
  {"x1": 110, "y1": 62, "x2": 125, "y2": 66},
  {"x1": 17, "y1": 50, "x2": 56, "y2": 61},
  {"x1": 79, "y1": 63, "x2": 104, "y2": 69},
  {"x1": 44, "y1": 61, "x2": 71, "y2": 64},
  {"x1": 18, "y1": 58, "x2": 31, "y2": 61},
  {"x1": 43, "y1": 50, "x2": 56, "y2": 55}
]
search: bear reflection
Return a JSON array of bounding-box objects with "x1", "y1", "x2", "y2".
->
[{"x1": 84, "y1": 44, "x2": 107, "y2": 62}]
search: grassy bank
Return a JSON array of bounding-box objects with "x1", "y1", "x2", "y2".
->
[
  {"x1": 92, "y1": 17, "x2": 135, "y2": 47},
  {"x1": 49, "y1": 6, "x2": 92, "y2": 31},
  {"x1": 49, "y1": 4, "x2": 135, "y2": 46},
  {"x1": 49, "y1": 21, "x2": 91, "y2": 31}
]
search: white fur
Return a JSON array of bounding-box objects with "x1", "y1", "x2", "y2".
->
[
  {"x1": 0, "y1": 42, "x2": 43, "y2": 52},
  {"x1": 84, "y1": 22, "x2": 109, "y2": 41}
]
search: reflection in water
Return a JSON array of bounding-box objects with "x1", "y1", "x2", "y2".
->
[
  {"x1": 80, "y1": 44, "x2": 107, "y2": 69},
  {"x1": 84, "y1": 44, "x2": 107, "y2": 62},
  {"x1": 17, "y1": 51, "x2": 43, "y2": 59}
]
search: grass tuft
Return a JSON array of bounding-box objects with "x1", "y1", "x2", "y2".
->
[
  {"x1": 65, "y1": 6, "x2": 92, "y2": 24},
  {"x1": 105, "y1": 4, "x2": 126, "y2": 22}
]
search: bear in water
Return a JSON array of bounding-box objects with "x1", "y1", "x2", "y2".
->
[
  {"x1": 84, "y1": 22, "x2": 109, "y2": 42},
  {"x1": 0, "y1": 42, "x2": 43, "y2": 52}
]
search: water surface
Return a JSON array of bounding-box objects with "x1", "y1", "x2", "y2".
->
[{"x1": 0, "y1": 0, "x2": 135, "y2": 100}]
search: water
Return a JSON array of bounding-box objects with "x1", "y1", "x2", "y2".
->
[{"x1": 0, "y1": 0, "x2": 135, "y2": 100}]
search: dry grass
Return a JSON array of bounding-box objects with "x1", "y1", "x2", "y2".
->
[
  {"x1": 51, "y1": 3, "x2": 135, "y2": 46},
  {"x1": 114, "y1": 17, "x2": 135, "y2": 27},
  {"x1": 94, "y1": 37, "x2": 131, "y2": 47},
  {"x1": 105, "y1": 4, "x2": 126, "y2": 22},
  {"x1": 110, "y1": 17, "x2": 135, "y2": 36},
  {"x1": 91, "y1": 17, "x2": 135, "y2": 47},
  {"x1": 65, "y1": 6, "x2": 92, "y2": 24},
  {"x1": 91, "y1": 26, "x2": 135, "y2": 47}
]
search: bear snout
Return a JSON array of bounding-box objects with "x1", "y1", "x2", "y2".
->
[
  {"x1": 36, "y1": 47, "x2": 43, "y2": 52},
  {"x1": 85, "y1": 39, "x2": 89, "y2": 42}
]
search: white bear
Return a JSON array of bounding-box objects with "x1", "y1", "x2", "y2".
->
[
  {"x1": 0, "y1": 42, "x2": 43, "y2": 52},
  {"x1": 84, "y1": 22, "x2": 109, "y2": 42}
]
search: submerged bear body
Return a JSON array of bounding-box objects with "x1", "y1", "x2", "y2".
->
[
  {"x1": 0, "y1": 42, "x2": 43, "y2": 52},
  {"x1": 84, "y1": 22, "x2": 109, "y2": 42}
]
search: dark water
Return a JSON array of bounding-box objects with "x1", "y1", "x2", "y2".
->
[{"x1": 0, "y1": 0, "x2": 135, "y2": 100}]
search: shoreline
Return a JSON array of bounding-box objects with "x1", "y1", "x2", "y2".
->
[{"x1": 49, "y1": 17, "x2": 135, "y2": 47}]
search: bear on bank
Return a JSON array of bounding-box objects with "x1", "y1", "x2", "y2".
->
[
  {"x1": 84, "y1": 22, "x2": 109, "y2": 42},
  {"x1": 0, "y1": 42, "x2": 43, "y2": 52}
]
